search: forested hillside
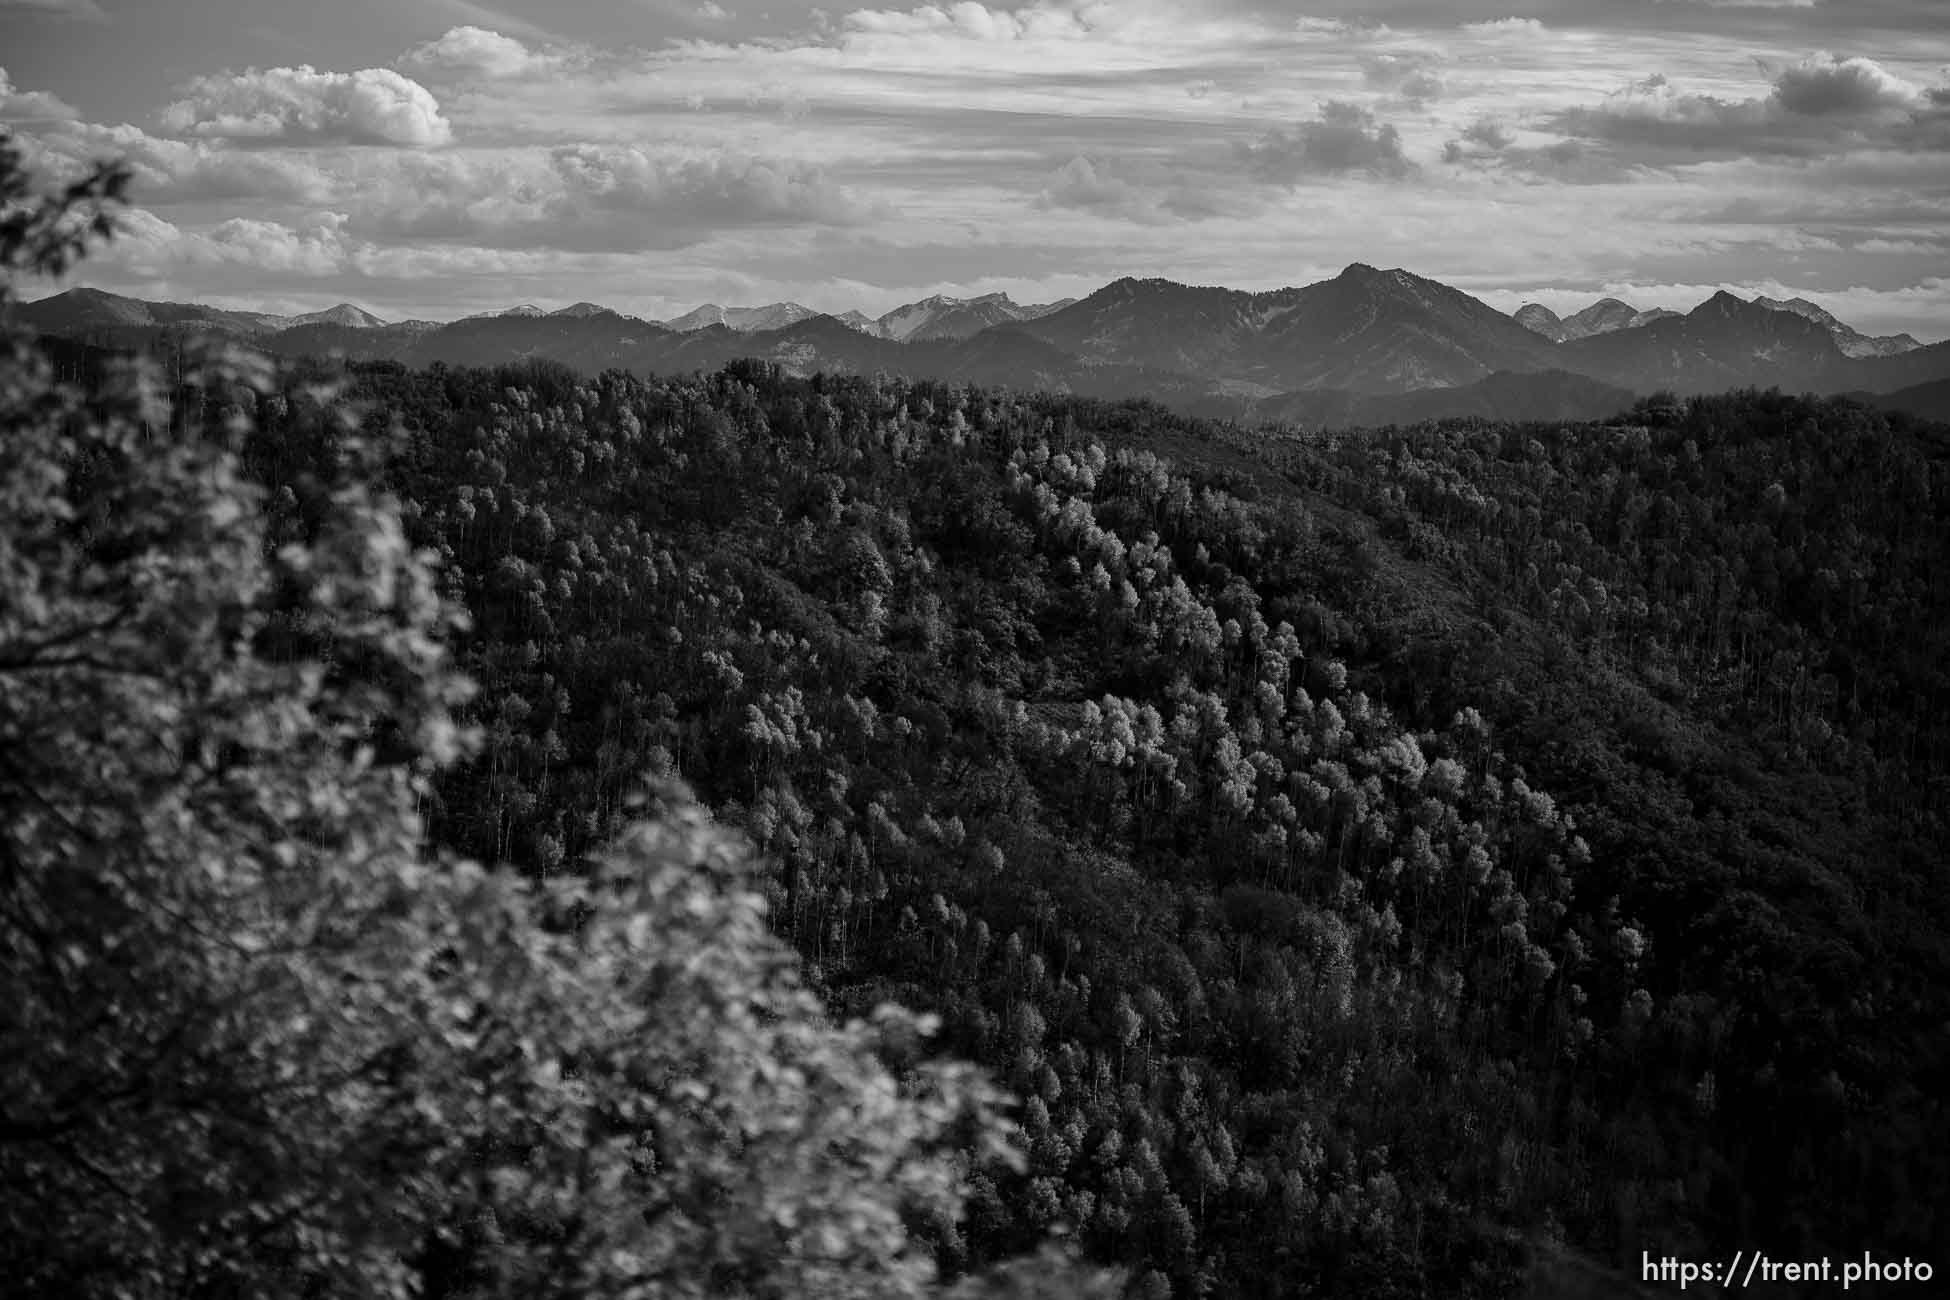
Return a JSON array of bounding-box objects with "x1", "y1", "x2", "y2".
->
[
  {"x1": 9, "y1": 141, "x2": 1948, "y2": 1300},
  {"x1": 189, "y1": 349, "x2": 1946, "y2": 1295}
]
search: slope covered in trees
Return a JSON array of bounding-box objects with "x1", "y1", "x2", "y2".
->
[
  {"x1": 174, "y1": 341, "x2": 1943, "y2": 1296},
  {"x1": 10, "y1": 141, "x2": 1947, "y2": 1296},
  {"x1": 2, "y1": 143, "x2": 1122, "y2": 1300}
]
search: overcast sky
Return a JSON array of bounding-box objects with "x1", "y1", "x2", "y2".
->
[{"x1": 3, "y1": 0, "x2": 1946, "y2": 338}]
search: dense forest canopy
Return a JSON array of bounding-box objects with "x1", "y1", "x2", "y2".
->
[
  {"x1": 6, "y1": 142, "x2": 1949, "y2": 1297},
  {"x1": 0, "y1": 142, "x2": 1121, "y2": 1300}
]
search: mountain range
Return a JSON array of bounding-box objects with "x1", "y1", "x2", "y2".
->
[
  {"x1": 657, "y1": 292, "x2": 1079, "y2": 342},
  {"x1": 1514, "y1": 298, "x2": 1681, "y2": 342},
  {"x1": 14, "y1": 269, "x2": 1946, "y2": 429}
]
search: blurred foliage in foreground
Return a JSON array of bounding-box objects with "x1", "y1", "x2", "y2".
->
[{"x1": 0, "y1": 136, "x2": 1127, "y2": 1300}]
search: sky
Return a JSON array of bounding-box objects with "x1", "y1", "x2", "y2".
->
[{"x1": 1, "y1": 0, "x2": 1946, "y2": 339}]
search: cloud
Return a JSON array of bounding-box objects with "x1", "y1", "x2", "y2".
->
[
  {"x1": 199, "y1": 212, "x2": 351, "y2": 275},
  {"x1": 1294, "y1": 17, "x2": 1368, "y2": 37},
  {"x1": 402, "y1": 27, "x2": 559, "y2": 79},
  {"x1": 426, "y1": 0, "x2": 557, "y2": 42},
  {"x1": 0, "y1": 68, "x2": 80, "y2": 121},
  {"x1": 1478, "y1": 138, "x2": 1644, "y2": 184},
  {"x1": 101, "y1": 207, "x2": 352, "y2": 279},
  {"x1": 1442, "y1": 117, "x2": 1516, "y2": 163},
  {"x1": 1461, "y1": 17, "x2": 1546, "y2": 36},
  {"x1": 1462, "y1": 118, "x2": 1515, "y2": 150},
  {"x1": 840, "y1": 1, "x2": 1098, "y2": 43},
  {"x1": 357, "y1": 145, "x2": 883, "y2": 251},
  {"x1": 1359, "y1": 52, "x2": 1443, "y2": 103},
  {"x1": 1548, "y1": 56, "x2": 1949, "y2": 160},
  {"x1": 0, "y1": 0, "x2": 106, "y2": 20},
  {"x1": 551, "y1": 145, "x2": 874, "y2": 224},
  {"x1": 1772, "y1": 53, "x2": 1924, "y2": 115},
  {"x1": 1237, "y1": 102, "x2": 1412, "y2": 182},
  {"x1": 159, "y1": 66, "x2": 453, "y2": 147},
  {"x1": 94, "y1": 204, "x2": 576, "y2": 290},
  {"x1": 23, "y1": 120, "x2": 333, "y2": 203},
  {"x1": 1032, "y1": 154, "x2": 1228, "y2": 224}
]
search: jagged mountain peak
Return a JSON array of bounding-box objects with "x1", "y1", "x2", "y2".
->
[
  {"x1": 1750, "y1": 294, "x2": 1923, "y2": 359},
  {"x1": 875, "y1": 290, "x2": 1039, "y2": 342},
  {"x1": 1696, "y1": 290, "x2": 1752, "y2": 314}
]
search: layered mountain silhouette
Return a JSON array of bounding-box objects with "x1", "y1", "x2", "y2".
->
[
  {"x1": 1858, "y1": 378, "x2": 1950, "y2": 423},
  {"x1": 16, "y1": 271, "x2": 1946, "y2": 428},
  {"x1": 1552, "y1": 291, "x2": 1935, "y2": 394},
  {"x1": 654, "y1": 292, "x2": 1080, "y2": 342},
  {"x1": 1751, "y1": 295, "x2": 1921, "y2": 359}
]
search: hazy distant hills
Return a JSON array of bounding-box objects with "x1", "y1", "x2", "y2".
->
[
  {"x1": 15, "y1": 271, "x2": 1947, "y2": 428},
  {"x1": 1858, "y1": 378, "x2": 1950, "y2": 423},
  {"x1": 654, "y1": 291, "x2": 1080, "y2": 342},
  {"x1": 16, "y1": 286, "x2": 387, "y2": 338},
  {"x1": 1553, "y1": 291, "x2": 1942, "y2": 395},
  {"x1": 17, "y1": 285, "x2": 292, "y2": 335},
  {"x1": 1518, "y1": 291, "x2": 1922, "y2": 360}
]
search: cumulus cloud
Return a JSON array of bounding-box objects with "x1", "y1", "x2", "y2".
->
[
  {"x1": 100, "y1": 207, "x2": 352, "y2": 279},
  {"x1": 0, "y1": 67, "x2": 80, "y2": 121},
  {"x1": 1549, "y1": 55, "x2": 1947, "y2": 161},
  {"x1": 358, "y1": 145, "x2": 882, "y2": 251},
  {"x1": 26, "y1": 120, "x2": 332, "y2": 203},
  {"x1": 1461, "y1": 17, "x2": 1546, "y2": 36},
  {"x1": 1237, "y1": 102, "x2": 1412, "y2": 182},
  {"x1": 199, "y1": 212, "x2": 352, "y2": 275},
  {"x1": 1294, "y1": 17, "x2": 1369, "y2": 37},
  {"x1": 1479, "y1": 138, "x2": 1644, "y2": 184},
  {"x1": 1359, "y1": 52, "x2": 1443, "y2": 102},
  {"x1": 1032, "y1": 155, "x2": 1227, "y2": 224},
  {"x1": 1772, "y1": 53, "x2": 1924, "y2": 115},
  {"x1": 91, "y1": 203, "x2": 570, "y2": 292},
  {"x1": 840, "y1": 1, "x2": 1096, "y2": 42},
  {"x1": 1562, "y1": 72, "x2": 1771, "y2": 141},
  {"x1": 159, "y1": 66, "x2": 453, "y2": 147},
  {"x1": 1463, "y1": 118, "x2": 1515, "y2": 150},
  {"x1": 1442, "y1": 117, "x2": 1516, "y2": 163},
  {"x1": 402, "y1": 26, "x2": 558, "y2": 79},
  {"x1": 553, "y1": 146, "x2": 872, "y2": 223}
]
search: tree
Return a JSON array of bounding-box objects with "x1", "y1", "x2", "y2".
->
[{"x1": 0, "y1": 136, "x2": 1074, "y2": 1300}]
